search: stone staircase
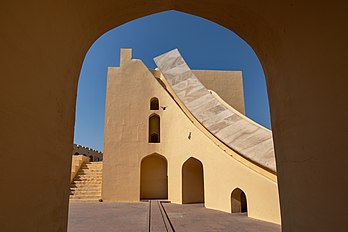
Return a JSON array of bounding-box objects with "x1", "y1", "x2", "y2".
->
[{"x1": 70, "y1": 162, "x2": 103, "y2": 202}]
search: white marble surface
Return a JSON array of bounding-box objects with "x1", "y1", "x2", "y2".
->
[{"x1": 154, "y1": 49, "x2": 276, "y2": 172}]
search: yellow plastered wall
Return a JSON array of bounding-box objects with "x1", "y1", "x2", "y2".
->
[{"x1": 70, "y1": 155, "x2": 90, "y2": 182}]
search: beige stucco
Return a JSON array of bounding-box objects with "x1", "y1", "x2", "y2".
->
[
  {"x1": 73, "y1": 144, "x2": 103, "y2": 161},
  {"x1": 70, "y1": 155, "x2": 90, "y2": 182},
  {"x1": 102, "y1": 49, "x2": 280, "y2": 224},
  {"x1": 1, "y1": 1, "x2": 348, "y2": 231}
]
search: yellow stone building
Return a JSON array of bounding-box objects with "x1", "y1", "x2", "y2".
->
[{"x1": 98, "y1": 48, "x2": 281, "y2": 224}]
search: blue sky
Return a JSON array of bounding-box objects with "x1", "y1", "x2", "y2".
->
[{"x1": 74, "y1": 10, "x2": 270, "y2": 152}]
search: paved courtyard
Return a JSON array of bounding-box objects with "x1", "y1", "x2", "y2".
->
[{"x1": 68, "y1": 202, "x2": 281, "y2": 232}]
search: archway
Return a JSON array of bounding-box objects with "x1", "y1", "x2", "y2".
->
[
  {"x1": 182, "y1": 157, "x2": 204, "y2": 204},
  {"x1": 3, "y1": 2, "x2": 346, "y2": 231},
  {"x1": 231, "y1": 188, "x2": 248, "y2": 214},
  {"x1": 140, "y1": 154, "x2": 168, "y2": 199}
]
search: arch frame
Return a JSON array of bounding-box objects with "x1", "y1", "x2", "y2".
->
[
  {"x1": 150, "y1": 97, "x2": 159, "y2": 110},
  {"x1": 231, "y1": 187, "x2": 248, "y2": 214},
  {"x1": 140, "y1": 153, "x2": 169, "y2": 200},
  {"x1": 181, "y1": 156, "x2": 205, "y2": 204},
  {"x1": 1, "y1": 1, "x2": 346, "y2": 231}
]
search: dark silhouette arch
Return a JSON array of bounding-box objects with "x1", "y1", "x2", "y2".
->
[
  {"x1": 140, "y1": 154, "x2": 168, "y2": 199},
  {"x1": 231, "y1": 188, "x2": 247, "y2": 214},
  {"x1": 182, "y1": 157, "x2": 204, "y2": 204},
  {"x1": 150, "y1": 97, "x2": 159, "y2": 110},
  {"x1": 149, "y1": 114, "x2": 160, "y2": 143}
]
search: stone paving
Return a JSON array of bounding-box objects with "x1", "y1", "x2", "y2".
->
[
  {"x1": 68, "y1": 202, "x2": 148, "y2": 232},
  {"x1": 68, "y1": 202, "x2": 281, "y2": 232},
  {"x1": 163, "y1": 203, "x2": 280, "y2": 232}
]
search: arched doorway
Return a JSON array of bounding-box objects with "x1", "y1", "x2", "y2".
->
[
  {"x1": 140, "y1": 154, "x2": 168, "y2": 199},
  {"x1": 182, "y1": 157, "x2": 204, "y2": 204},
  {"x1": 231, "y1": 188, "x2": 247, "y2": 214}
]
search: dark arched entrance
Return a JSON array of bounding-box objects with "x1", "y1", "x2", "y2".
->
[
  {"x1": 182, "y1": 157, "x2": 204, "y2": 204},
  {"x1": 231, "y1": 188, "x2": 247, "y2": 214},
  {"x1": 140, "y1": 154, "x2": 168, "y2": 199}
]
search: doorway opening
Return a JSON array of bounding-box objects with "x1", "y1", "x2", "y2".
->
[
  {"x1": 140, "y1": 154, "x2": 168, "y2": 199},
  {"x1": 231, "y1": 188, "x2": 248, "y2": 214},
  {"x1": 182, "y1": 157, "x2": 204, "y2": 204}
]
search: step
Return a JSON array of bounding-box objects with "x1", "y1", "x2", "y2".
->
[
  {"x1": 71, "y1": 187, "x2": 101, "y2": 190},
  {"x1": 70, "y1": 190, "x2": 101, "y2": 195},
  {"x1": 78, "y1": 169, "x2": 102, "y2": 173},
  {"x1": 69, "y1": 198, "x2": 101, "y2": 203},
  {"x1": 80, "y1": 168, "x2": 103, "y2": 172},
  {"x1": 81, "y1": 164, "x2": 102, "y2": 167},
  {"x1": 70, "y1": 191, "x2": 101, "y2": 196},
  {"x1": 70, "y1": 186, "x2": 101, "y2": 191},
  {"x1": 81, "y1": 163, "x2": 102, "y2": 166},
  {"x1": 75, "y1": 174, "x2": 102, "y2": 177},
  {"x1": 73, "y1": 179, "x2": 102, "y2": 183},
  {"x1": 70, "y1": 186, "x2": 101, "y2": 190},
  {"x1": 82, "y1": 163, "x2": 103, "y2": 167},
  {"x1": 71, "y1": 179, "x2": 102, "y2": 183},
  {"x1": 71, "y1": 180, "x2": 102, "y2": 185},
  {"x1": 70, "y1": 189, "x2": 101, "y2": 194},
  {"x1": 76, "y1": 174, "x2": 102, "y2": 178},
  {"x1": 80, "y1": 166, "x2": 102, "y2": 169},
  {"x1": 71, "y1": 182, "x2": 101, "y2": 186},
  {"x1": 70, "y1": 195, "x2": 102, "y2": 199},
  {"x1": 76, "y1": 172, "x2": 102, "y2": 176},
  {"x1": 73, "y1": 176, "x2": 102, "y2": 180},
  {"x1": 71, "y1": 182, "x2": 101, "y2": 187}
]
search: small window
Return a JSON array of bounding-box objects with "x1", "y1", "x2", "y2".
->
[
  {"x1": 150, "y1": 98, "x2": 159, "y2": 110},
  {"x1": 149, "y1": 114, "x2": 160, "y2": 143}
]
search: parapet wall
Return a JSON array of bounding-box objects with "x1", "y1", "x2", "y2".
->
[{"x1": 73, "y1": 144, "x2": 103, "y2": 161}]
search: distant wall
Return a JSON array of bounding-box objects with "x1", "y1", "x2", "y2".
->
[
  {"x1": 73, "y1": 144, "x2": 103, "y2": 161},
  {"x1": 192, "y1": 70, "x2": 245, "y2": 115}
]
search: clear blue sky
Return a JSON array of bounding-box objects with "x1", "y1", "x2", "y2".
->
[{"x1": 74, "y1": 10, "x2": 270, "y2": 152}]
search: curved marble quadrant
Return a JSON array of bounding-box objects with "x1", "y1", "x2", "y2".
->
[{"x1": 154, "y1": 49, "x2": 276, "y2": 172}]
